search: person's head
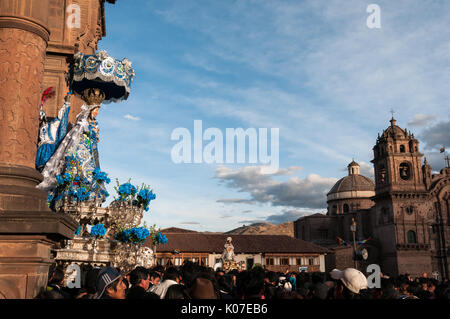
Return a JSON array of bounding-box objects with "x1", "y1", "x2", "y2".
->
[
  {"x1": 189, "y1": 277, "x2": 218, "y2": 299},
  {"x1": 330, "y1": 268, "x2": 367, "y2": 298},
  {"x1": 165, "y1": 284, "x2": 190, "y2": 299},
  {"x1": 105, "y1": 277, "x2": 127, "y2": 299},
  {"x1": 312, "y1": 272, "x2": 324, "y2": 284},
  {"x1": 218, "y1": 274, "x2": 234, "y2": 294},
  {"x1": 149, "y1": 271, "x2": 161, "y2": 286},
  {"x1": 215, "y1": 269, "x2": 225, "y2": 278},
  {"x1": 84, "y1": 267, "x2": 101, "y2": 294},
  {"x1": 427, "y1": 280, "x2": 437, "y2": 293},
  {"x1": 331, "y1": 279, "x2": 360, "y2": 299},
  {"x1": 49, "y1": 267, "x2": 65, "y2": 286},
  {"x1": 152, "y1": 265, "x2": 165, "y2": 277},
  {"x1": 242, "y1": 268, "x2": 265, "y2": 299},
  {"x1": 96, "y1": 267, "x2": 127, "y2": 299},
  {"x1": 163, "y1": 267, "x2": 180, "y2": 283},
  {"x1": 129, "y1": 266, "x2": 150, "y2": 290},
  {"x1": 265, "y1": 271, "x2": 278, "y2": 285},
  {"x1": 35, "y1": 289, "x2": 64, "y2": 299}
]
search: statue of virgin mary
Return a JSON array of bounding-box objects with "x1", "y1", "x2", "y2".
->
[
  {"x1": 37, "y1": 88, "x2": 108, "y2": 209},
  {"x1": 37, "y1": 50, "x2": 134, "y2": 209}
]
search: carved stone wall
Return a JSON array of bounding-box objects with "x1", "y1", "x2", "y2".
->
[
  {"x1": 0, "y1": 0, "x2": 78, "y2": 299},
  {"x1": 0, "y1": 29, "x2": 46, "y2": 168}
]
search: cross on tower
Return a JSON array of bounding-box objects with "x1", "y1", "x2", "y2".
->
[
  {"x1": 390, "y1": 109, "x2": 395, "y2": 118},
  {"x1": 446, "y1": 156, "x2": 450, "y2": 168}
]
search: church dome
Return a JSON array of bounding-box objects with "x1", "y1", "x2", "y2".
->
[{"x1": 327, "y1": 161, "x2": 375, "y2": 201}]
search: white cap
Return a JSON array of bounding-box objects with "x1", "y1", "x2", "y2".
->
[{"x1": 330, "y1": 268, "x2": 367, "y2": 294}]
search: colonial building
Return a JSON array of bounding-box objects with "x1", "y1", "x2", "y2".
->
[
  {"x1": 294, "y1": 117, "x2": 450, "y2": 280},
  {"x1": 146, "y1": 228, "x2": 330, "y2": 273}
]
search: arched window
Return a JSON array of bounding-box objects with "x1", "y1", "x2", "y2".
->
[
  {"x1": 343, "y1": 204, "x2": 349, "y2": 213},
  {"x1": 407, "y1": 230, "x2": 417, "y2": 244},
  {"x1": 381, "y1": 207, "x2": 389, "y2": 223},
  {"x1": 400, "y1": 145, "x2": 405, "y2": 153},
  {"x1": 406, "y1": 206, "x2": 414, "y2": 215},
  {"x1": 399, "y1": 162, "x2": 411, "y2": 180},
  {"x1": 379, "y1": 164, "x2": 386, "y2": 183}
]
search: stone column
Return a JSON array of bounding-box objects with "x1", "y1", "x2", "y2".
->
[{"x1": 0, "y1": 0, "x2": 77, "y2": 299}]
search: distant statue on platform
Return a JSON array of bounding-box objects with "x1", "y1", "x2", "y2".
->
[{"x1": 222, "y1": 237, "x2": 236, "y2": 262}]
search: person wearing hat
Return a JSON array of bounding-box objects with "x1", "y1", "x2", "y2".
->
[
  {"x1": 189, "y1": 277, "x2": 219, "y2": 299},
  {"x1": 95, "y1": 267, "x2": 127, "y2": 299},
  {"x1": 330, "y1": 268, "x2": 368, "y2": 299}
]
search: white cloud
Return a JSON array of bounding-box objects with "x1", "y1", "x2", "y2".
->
[
  {"x1": 359, "y1": 161, "x2": 375, "y2": 179},
  {"x1": 217, "y1": 198, "x2": 256, "y2": 205},
  {"x1": 124, "y1": 114, "x2": 140, "y2": 121},
  {"x1": 408, "y1": 114, "x2": 437, "y2": 127},
  {"x1": 215, "y1": 165, "x2": 338, "y2": 209}
]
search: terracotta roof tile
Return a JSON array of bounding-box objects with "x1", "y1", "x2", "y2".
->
[{"x1": 145, "y1": 233, "x2": 330, "y2": 254}]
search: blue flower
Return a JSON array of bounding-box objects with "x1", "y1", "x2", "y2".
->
[
  {"x1": 93, "y1": 168, "x2": 111, "y2": 184},
  {"x1": 118, "y1": 183, "x2": 137, "y2": 200},
  {"x1": 157, "y1": 232, "x2": 168, "y2": 245},
  {"x1": 90, "y1": 223, "x2": 107, "y2": 237},
  {"x1": 75, "y1": 187, "x2": 90, "y2": 201},
  {"x1": 99, "y1": 189, "x2": 109, "y2": 198},
  {"x1": 63, "y1": 172, "x2": 71, "y2": 182},
  {"x1": 137, "y1": 189, "x2": 156, "y2": 211},
  {"x1": 115, "y1": 226, "x2": 150, "y2": 244},
  {"x1": 138, "y1": 189, "x2": 156, "y2": 202}
]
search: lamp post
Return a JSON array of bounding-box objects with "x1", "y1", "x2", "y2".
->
[{"x1": 350, "y1": 218, "x2": 358, "y2": 269}]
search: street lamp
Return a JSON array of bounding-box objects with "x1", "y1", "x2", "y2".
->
[{"x1": 350, "y1": 218, "x2": 358, "y2": 269}]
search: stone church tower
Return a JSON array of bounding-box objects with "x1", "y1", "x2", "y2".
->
[
  {"x1": 371, "y1": 117, "x2": 432, "y2": 276},
  {"x1": 295, "y1": 116, "x2": 449, "y2": 279}
]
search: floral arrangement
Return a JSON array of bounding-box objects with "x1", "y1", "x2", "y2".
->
[
  {"x1": 114, "y1": 179, "x2": 137, "y2": 201},
  {"x1": 114, "y1": 179, "x2": 156, "y2": 211},
  {"x1": 114, "y1": 226, "x2": 150, "y2": 245},
  {"x1": 136, "y1": 187, "x2": 156, "y2": 212},
  {"x1": 156, "y1": 232, "x2": 168, "y2": 245},
  {"x1": 93, "y1": 167, "x2": 111, "y2": 184},
  {"x1": 52, "y1": 155, "x2": 111, "y2": 204},
  {"x1": 90, "y1": 223, "x2": 107, "y2": 238}
]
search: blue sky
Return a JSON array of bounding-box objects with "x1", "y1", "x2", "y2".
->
[{"x1": 96, "y1": 0, "x2": 450, "y2": 232}]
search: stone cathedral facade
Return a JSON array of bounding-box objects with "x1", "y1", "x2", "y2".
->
[{"x1": 294, "y1": 117, "x2": 449, "y2": 280}]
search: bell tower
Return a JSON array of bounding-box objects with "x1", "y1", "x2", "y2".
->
[
  {"x1": 371, "y1": 117, "x2": 431, "y2": 277},
  {"x1": 372, "y1": 117, "x2": 426, "y2": 194}
]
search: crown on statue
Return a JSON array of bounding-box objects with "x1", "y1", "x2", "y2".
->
[
  {"x1": 71, "y1": 50, "x2": 135, "y2": 104},
  {"x1": 82, "y1": 88, "x2": 106, "y2": 106}
]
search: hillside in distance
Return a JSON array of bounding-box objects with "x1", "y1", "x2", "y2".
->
[{"x1": 225, "y1": 222, "x2": 294, "y2": 237}]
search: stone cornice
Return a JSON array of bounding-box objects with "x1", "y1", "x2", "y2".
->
[
  {"x1": 0, "y1": 211, "x2": 78, "y2": 241},
  {"x1": 0, "y1": 15, "x2": 50, "y2": 42}
]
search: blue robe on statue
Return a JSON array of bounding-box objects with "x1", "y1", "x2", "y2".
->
[{"x1": 36, "y1": 101, "x2": 70, "y2": 171}]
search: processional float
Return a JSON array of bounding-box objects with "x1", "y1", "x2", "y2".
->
[{"x1": 36, "y1": 50, "x2": 167, "y2": 277}]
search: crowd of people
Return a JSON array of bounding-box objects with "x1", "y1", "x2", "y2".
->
[{"x1": 36, "y1": 261, "x2": 450, "y2": 300}]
